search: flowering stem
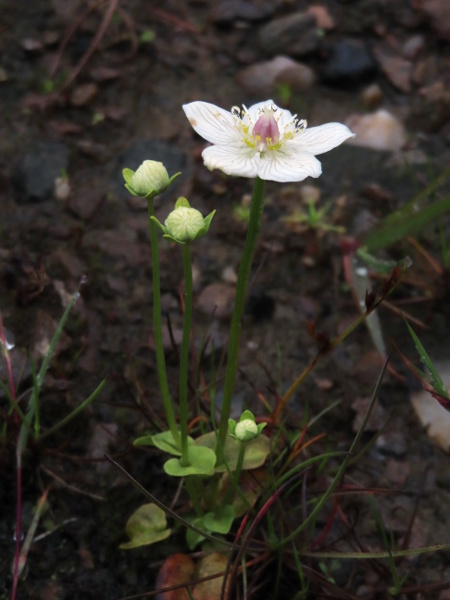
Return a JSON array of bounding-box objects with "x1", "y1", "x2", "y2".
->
[
  {"x1": 180, "y1": 244, "x2": 193, "y2": 467},
  {"x1": 147, "y1": 199, "x2": 180, "y2": 447},
  {"x1": 217, "y1": 177, "x2": 265, "y2": 451},
  {"x1": 221, "y1": 442, "x2": 247, "y2": 510}
]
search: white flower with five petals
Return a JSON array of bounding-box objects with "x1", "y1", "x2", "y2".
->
[{"x1": 182, "y1": 100, "x2": 354, "y2": 183}]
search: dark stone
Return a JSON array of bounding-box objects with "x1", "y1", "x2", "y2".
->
[
  {"x1": 116, "y1": 139, "x2": 187, "y2": 200},
  {"x1": 212, "y1": 0, "x2": 276, "y2": 24},
  {"x1": 258, "y1": 12, "x2": 321, "y2": 57},
  {"x1": 322, "y1": 39, "x2": 377, "y2": 84},
  {"x1": 11, "y1": 142, "x2": 69, "y2": 204}
]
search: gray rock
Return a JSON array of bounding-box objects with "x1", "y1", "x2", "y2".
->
[
  {"x1": 258, "y1": 12, "x2": 320, "y2": 57},
  {"x1": 322, "y1": 39, "x2": 376, "y2": 83},
  {"x1": 212, "y1": 0, "x2": 275, "y2": 23},
  {"x1": 236, "y1": 56, "x2": 315, "y2": 95},
  {"x1": 12, "y1": 142, "x2": 69, "y2": 204}
]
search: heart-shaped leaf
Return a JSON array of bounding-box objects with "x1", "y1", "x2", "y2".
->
[
  {"x1": 134, "y1": 430, "x2": 194, "y2": 456},
  {"x1": 164, "y1": 446, "x2": 216, "y2": 477},
  {"x1": 195, "y1": 431, "x2": 270, "y2": 472},
  {"x1": 120, "y1": 503, "x2": 171, "y2": 549},
  {"x1": 203, "y1": 506, "x2": 235, "y2": 535}
]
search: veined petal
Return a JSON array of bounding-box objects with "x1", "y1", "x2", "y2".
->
[
  {"x1": 290, "y1": 123, "x2": 355, "y2": 155},
  {"x1": 182, "y1": 101, "x2": 241, "y2": 146},
  {"x1": 202, "y1": 145, "x2": 259, "y2": 178},
  {"x1": 255, "y1": 150, "x2": 322, "y2": 183}
]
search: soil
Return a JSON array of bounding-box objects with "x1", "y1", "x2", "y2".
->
[{"x1": 1, "y1": 1, "x2": 450, "y2": 599}]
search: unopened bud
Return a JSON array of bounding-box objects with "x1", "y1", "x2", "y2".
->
[{"x1": 123, "y1": 160, "x2": 179, "y2": 199}]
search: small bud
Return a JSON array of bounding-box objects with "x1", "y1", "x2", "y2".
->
[
  {"x1": 151, "y1": 197, "x2": 215, "y2": 245},
  {"x1": 123, "y1": 160, "x2": 180, "y2": 199},
  {"x1": 234, "y1": 419, "x2": 258, "y2": 442},
  {"x1": 165, "y1": 206, "x2": 205, "y2": 243},
  {"x1": 228, "y1": 409, "x2": 266, "y2": 442}
]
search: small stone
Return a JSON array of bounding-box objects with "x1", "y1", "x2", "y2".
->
[
  {"x1": 360, "y1": 83, "x2": 383, "y2": 109},
  {"x1": 68, "y1": 187, "x2": 105, "y2": 221},
  {"x1": 222, "y1": 265, "x2": 238, "y2": 284},
  {"x1": 236, "y1": 56, "x2": 315, "y2": 95},
  {"x1": 33, "y1": 310, "x2": 72, "y2": 360},
  {"x1": 12, "y1": 142, "x2": 69, "y2": 204},
  {"x1": 385, "y1": 460, "x2": 410, "y2": 486},
  {"x1": 212, "y1": 0, "x2": 275, "y2": 23},
  {"x1": 306, "y1": 4, "x2": 335, "y2": 30},
  {"x1": 197, "y1": 283, "x2": 236, "y2": 319},
  {"x1": 299, "y1": 184, "x2": 321, "y2": 204},
  {"x1": 322, "y1": 39, "x2": 376, "y2": 83},
  {"x1": 374, "y1": 47, "x2": 412, "y2": 93},
  {"x1": 402, "y1": 34, "x2": 425, "y2": 59},
  {"x1": 258, "y1": 12, "x2": 320, "y2": 57},
  {"x1": 70, "y1": 82, "x2": 98, "y2": 107},
  {"x1": 345, "y1": 110, "x2": 406, "y2": 151},
  {"x1": 351, "y1": 397, "x2": 386, "y2": 432},
  {"x1": 375, "y1": 431, "x2": 407, "y2": 458},
  {"x1": 412, "y1": 0, "x2": 450, "y2": 40},
  {"x1": 54, "y1": 176, "x2": 71, "y2": 201},
  {"x1": 21, "y1": 38, "x2": 43, "y2": 52}
]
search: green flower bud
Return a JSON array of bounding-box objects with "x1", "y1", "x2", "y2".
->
[
  {"x1": 234, "y1": 419, "x2": 258, "y2": 442},
  {"x1": 123, "y1": 160, "x2": 180, "y2": 199},
  {"x1": 151, "y1": 197, "x2": 215, "y2": 245},
  {"x1": 165, "y1": 206, "x2": 205, "y2": 243},
  {"x1": 228, "y1": 409, "x2": 267, "y2": 442}
]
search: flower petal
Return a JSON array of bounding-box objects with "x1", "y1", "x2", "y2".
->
[
  {"x1": 182, "y1": 101, "x2": 241, "y2": 146},
  {"x1": 255, "y1": 150, "x2": 322, "y2": 183},
  {"x1": 202, "y1": 145, "x2": 259, "y2": 178},
  {"x1": 290, "y1": 123, "x2": 355, "y2": 155}
]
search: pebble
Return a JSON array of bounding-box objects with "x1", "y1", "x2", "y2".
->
[
  {"x1": 236, "y1": 55, "x2": 315, "y2": 95},
  {"x1": 212, "y1": 0, "x2": 275, "y2": 23},
  {"x1": 345, "y1": 110, "x2": 407, "y2": 151},
  {"x1": 360, "y1": 83, "x2": 383, "y2": 109},
  {"x1": 258, "y1": 12, "x2": 320, "y2": 56},
  {"x1": 70, "y1": 82, "x2": 98, "y2": 107},
  {"x1": 68, "y1": 187, "x2": 105, "y2": 221},
  {"x1": 402, "y1": 34, "x2": 425, "y2": 59},
  {"x1": 412, "y1": 0, "x2": 450, "y2": 41},
  {"x1": 12, "y1": 142, "x2": 69, "y2": 204},
  {"x1": 306, "y1": 4, "x2": 335, "y2": 30},
  {"x1": 375, "y1": 431, "x2": 407, "y2": 458},
  {"x1": 197, "y1": 283, "x2": 235, "y2": 319},
  {"x1": 374, "y1": 47, "x2": 412, "y2": 93},
  {"x1": 322, "y1": 39, "x2": 376, "y2": 83}
]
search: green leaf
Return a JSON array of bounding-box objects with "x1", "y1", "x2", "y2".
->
[
  {"x1": 195, "y1": 431, "x2": 270, "y2": 472},
  {"x1": 203, "y1": 506, "x2": 235, "y2": 535},
  {"x1": 122, "y1": 168, "x2": 135, "y2": 187},
  {"x1": 134, "y1": 430, "x2": 192, "y2": 456},
  {"x1": 164, "y1": 446, "x2": 216, "y2": 477},
  {"x1": 120, "y1": 503, "x2": 171, "y2": 549},
  {"x1": 406, "y1": 321, "x2": 450, "y2": 401},
  {"x1": 362, "y1": 166, "x2": 450, "y2": 252},
  {"x1": 186, "y1": 516, "x2": 206, "y2": 550}
]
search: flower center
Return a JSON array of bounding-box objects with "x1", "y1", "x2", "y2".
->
[{"x1": 252, "y1": 106, "x2": 280, "y2": 152}]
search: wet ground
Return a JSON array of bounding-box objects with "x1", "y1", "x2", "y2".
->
[{"x1": 1, "y1": 0, "x2": 450, "y2": 598}]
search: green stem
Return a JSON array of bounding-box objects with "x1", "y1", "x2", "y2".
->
[
  {"x1": 221, "y1": 441, "x2": 247, "y2": 510},
  {"x1": 180, "y1": 244, "x2": 193, "y2": 467},
  {"x1": 217, "y1": 177, "x2": 265, "y2": 451},
  {"x1": 147, "y1": 199, "x2": 179, "y2": 446}
]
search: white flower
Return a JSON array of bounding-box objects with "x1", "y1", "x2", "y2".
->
[{"x1": 182, "y1": 100, "x2": 355, "y2": 183}]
